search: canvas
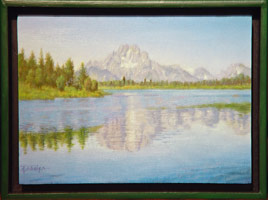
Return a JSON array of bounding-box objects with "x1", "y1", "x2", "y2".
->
[{"x1": 18, "y1": 16, "x2": 252, "y2": 184}]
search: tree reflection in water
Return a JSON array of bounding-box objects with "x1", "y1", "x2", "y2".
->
[
  {"x1": 19, "y1": 104, "x2": 250, "y2": 154},
  {"x1": 19, "y1": 126, "x2": 103, "y2": 154}
]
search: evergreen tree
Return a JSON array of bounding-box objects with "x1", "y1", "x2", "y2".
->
[
  {"x1": 39, "y1": 49, "x2": 45, "y2": 71},
  {"x1": 64, "y1": 58, "x2": 74, "y2": 86},
  {"x1": 84, "y1": 77, "x2": 92, "y2": 91},
  {"x1": 26, "y1": 51, "x2": 37, "y2": 86},
  {"x1": 45, "y1": 52, "x2": 55, "y2": 86},
  {"x1": 56, "y1": 75, "x2": 65, "y2": 91},
  {"x1": 78, "y1": 62, "x2": 88, "y2": 88},
  {"x1": 37, "y1": 49, "x2": 45, "y2": 86},
  {"x1": 35, "y1": 68, "x2": 43, "y2": 88},
  {"x1": 26, "y1": 69, "x2": 36, "y2": 87},
  {"x1": 91, "y1": 80, "x2": 98, "y2": 92},
  {"x1": 55, "y1": 63, "x2": 62, "y2": 78},
  {"x1": 122, "y1": 76, "x2": 126, "y2": 85},
  {"x1": 18, "y1": 48, "x2": 28, "y2": 81},
  {"x1": 27, "y1": 51, "x2": 37, "y2": 71}
]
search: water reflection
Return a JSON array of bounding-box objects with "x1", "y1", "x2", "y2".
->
[
  {"x1": 19, "y1": 126, "x2": 102, "y2": 154},
  {"x1": 20, "y1": 107, "x2": 250, "y2": 153},
  {"x1": 96, "y1": 107, "x2": 250, "y2": 152}
]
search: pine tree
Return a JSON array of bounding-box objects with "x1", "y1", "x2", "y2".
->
[
  {"x1": 55, "y1": 63, "x2": 61, "y2": 78},
  {"x1": 64, "y1": 58, "x2": 74, "y2": 86},
  {"x1": 56, "y1": 75, "x2": 66, "y2": 91},
  {"x1": 35, "y1": 68, "x2": 43, "y2": 88},
  {"x1": 84, "y1": 77, "x2": 92, "y2": 91},
  {"x1": 45, "y1": 52, "x2": 55, "y2": 86},
  {"x1": 26, "y1": 51, "x2": 37, "y2": 86},
  {"x1": 39, "y1": 49, "x2": 45, "y2": 71},
  {"x1": 26, "y1": 69, "x2": 36, "y2": 87},
  {"x1": 37, "y1": 49, "x2": 45, "y2": 86},
  {"x1": 18, "y1": 48, "x2": 27, "y2": 81},
  {"x1": 27, "y1": 51, "x2": 37, "y2": 71},
  {"x1": 122, "y1": 76, "x2": 126, "y2": 85},
  {"x1": 78, "y1": 62, "x2": 88, "y2": 88},
  {"x1": 91, "y1": 80, "x2": 98, "y2": 91}
]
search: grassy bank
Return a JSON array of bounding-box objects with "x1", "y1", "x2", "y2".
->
[
  {"x1": 19, "y1": 83, "x2": 251, "y2": 100},
  {"x1": 99, "y1": 84, "x2": 251, "y2": 90},
  {"x1": 19, "y1": 83, "x2": 109, "y2": 100},
  {"x1": 177, "y1": 102, "x2": 251, "y2": 114}
]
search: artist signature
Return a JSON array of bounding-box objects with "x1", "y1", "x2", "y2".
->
[{"x1": 20, "y1": 165, "x2": 48, "y2": 174}]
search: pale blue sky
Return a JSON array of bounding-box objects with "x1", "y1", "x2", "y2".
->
[{"x1": 18, "y1": 16, "x2": 251, "y2": 74}]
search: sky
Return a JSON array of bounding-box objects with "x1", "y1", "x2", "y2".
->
[{"x1": 18, "y1": 16, "x2": 252, "y2": 74}]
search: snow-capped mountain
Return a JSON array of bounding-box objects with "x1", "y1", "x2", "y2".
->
[
  {"x1": 193, "y1": 67, "x2": 215, "y2": 80},
  {"x1": 219, "y1": 63, "x2": 251, "y2": 79},
  {"x1": 85, "y1": 44, "x2": 251, "y2": 82},
  {"x1": 85, "y1": 44, "x2": 197, "y2": 82}
]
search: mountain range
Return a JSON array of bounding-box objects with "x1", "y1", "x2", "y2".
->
[{"x1": 85, "y1": 44, "x2": 251, "y2": 82}]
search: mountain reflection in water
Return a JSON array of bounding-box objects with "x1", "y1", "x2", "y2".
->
[
  {"x1": 20, "y1": 106, "x2": 250, "y2": 153},
  {"x1": 19, "y1": 90, "x2": 252, "y2": 184}
]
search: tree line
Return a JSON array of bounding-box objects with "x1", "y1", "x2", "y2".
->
[
  {"x1": 18, "y1": 49, "x2": 98, "y2": 92},
  {"x1": 99, "y1": 74, "x2": 251, "y2": 87}
]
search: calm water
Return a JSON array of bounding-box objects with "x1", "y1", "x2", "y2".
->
[{"x1": 19, "y1": 89, "x2": 251, "y2": 184}]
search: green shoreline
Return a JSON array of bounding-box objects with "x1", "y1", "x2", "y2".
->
[
  {"x1": 176, "y1": 102, "x2": 251, "y2": 114},
  {"x1": 19, "y1": 84, "x2": 251, "y2": 100},
  {"x1": 147, "y1": 102, "x2": 251, "y2": 114},
  {"x1": 19, "y1": 83, "x2": 110, "y2": 100},
  {"x1": 99, "y1": 84, "x2": 251, "y2": 90}
]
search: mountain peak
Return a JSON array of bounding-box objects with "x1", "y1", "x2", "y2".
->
[
  {"x1": 220, "y1": 63, "x2": 251, "y2": 78},
  {"x1": 117, "y1": 44, "x2": 141, "y2": 56},
  {"x1": 193, "y1": 67, "x2": 214, "y2": 80},
  {"x1": 86, "y1": 44, "x2": 197, "y2": 82},
  {"x1": 108, "y1": 44, "x2": 151, "y2": 69},
  {"x1": 85, "y1": 45, "x2": 250, "y2": 82},
  {"x1": 229, "y1": 63, "x2": 249, "y2": 71}
]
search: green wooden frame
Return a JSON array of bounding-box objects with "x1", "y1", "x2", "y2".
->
[{"x1": 1, "y1": 0, "x2": 267, "y2": 199}]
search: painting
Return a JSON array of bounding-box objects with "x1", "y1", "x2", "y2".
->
[{"x1": 18, "y1": 16, "x2": 252, "y2": 184}]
